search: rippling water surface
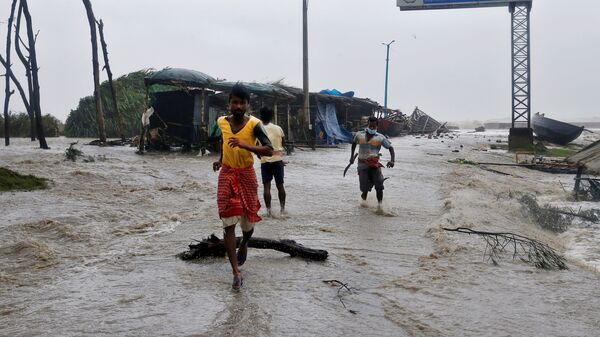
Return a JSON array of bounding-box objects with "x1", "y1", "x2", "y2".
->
[{"x1": 1, "y1": 135, "x2": 599, "y2": 336}]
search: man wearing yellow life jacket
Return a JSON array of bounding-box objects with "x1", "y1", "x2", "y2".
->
[{"x1": 213, "y1": 84, "x2": 273, "y2": 290}]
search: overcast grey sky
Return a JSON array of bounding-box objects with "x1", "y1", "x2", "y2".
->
[{"x1": 1, "y1": 0, "x2": 599, "y2": 123}]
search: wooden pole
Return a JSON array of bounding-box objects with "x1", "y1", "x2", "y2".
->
[
  {"x1": 287, "y1": 103, "x2": 292, "y2": 141},
  {"x1": 82, "y1": 0, "x2": 106, "y2": 143},
  {"x1": 97, "y1": 19, "x2": 124, "y2": 142},
  {"x1": 21, "y1": 0, "x2": 48, "y2": 149},
  {"x1": 273, "y1": 100, "x2": 278, "y2": 125},
  {"x1": 302, "y1": 0, "x2": 310, "y2": 130}
]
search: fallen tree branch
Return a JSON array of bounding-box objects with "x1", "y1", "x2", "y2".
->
[
  {"x1": 443, "y1": 227, "x2": 568, "y2": 270},
  {"x1": 322, "y1": 280, "x2": 357, "y2": 314},
  {"x1": 178, "y1": 234, "x2": 328, "y2": 261}
]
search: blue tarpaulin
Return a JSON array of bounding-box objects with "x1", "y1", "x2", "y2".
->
[
  {"x1": 319, "y1": 89, "x2": 355, "y2": 98},
  {"x1": 314, "y1": 103, "x2": 353, "y2": 144}
]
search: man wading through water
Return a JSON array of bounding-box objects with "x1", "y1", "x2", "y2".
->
[
  {"x1": 213, "y1": 84, "x2": 273, "y2": 290},
  {"x1": 349, "y1": 116, "x2": 395, "y2": 212},
  {"x1": 259, "y1": 107, "x2": 287, "y2": 217}
]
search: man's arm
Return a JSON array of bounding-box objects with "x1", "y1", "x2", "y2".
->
[
  {"x1": 350, "y1": 142, "x2": 357, "y2": 163},
  {"x1": 213, "y1": 136, "x2": 223, "y2": 171},
  {"x1": 228, "y1": 122, "x2": 273, "y2": 157},
  {"x1": 387, "y1": 146, "x2": 395, "y2": 168}
]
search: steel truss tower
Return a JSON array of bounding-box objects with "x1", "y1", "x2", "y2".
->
[
  {"x1": 510, "y1": 2, "x2": 531, "y2": 129},
  {"x1": 508, "y1": 2, "x2": 533, "y2": 149}
]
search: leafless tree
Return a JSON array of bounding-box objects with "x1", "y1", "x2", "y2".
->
[
  {"x1": 97, "y1": 19, "x2": 124, "y2": 142},
  {"x1": 2, "y1": 0, "x2": 18, "y2": 146},
  {"x1": 20, "y1": 0, "x2": 48, "y2": 149},
  {"x1": 82, "y1": 0, "x2": 106, "y2": 143},
  {"x1": 14, "y1": 1, "x2": 35, "y2": 141}
]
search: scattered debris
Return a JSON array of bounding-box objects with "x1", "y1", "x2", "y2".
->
[
  {"x1": 574, "y1": 176, "x2": 600, "y2": 201},
  {"x1": 322, "y1": 279, "x2": 358, "y2": 314},
  {"x1": 65, "y1": 142, "x2": 83, "y2": 162},
  {"x1": 519, "y1": 194, "x2": 572, "y2": 233},
  {"x1": 448, "y1": 158, "x2": 477, "y2": 165},
  {"x1": 443, "y1": 227, "x2": 568, "y2": 270},
  {"x1": 88, "y1": 138, "x2": 133, "y2": 146},
  {"x1": 65, "y1": 142, "x2": 96, "y2": 162},
  {"x1": 478, "y1": 166, "x2": 515, "y2": 177}
]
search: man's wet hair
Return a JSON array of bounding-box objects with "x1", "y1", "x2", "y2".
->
[
  {"x1": 229, "y1": 83, "x2": 250, "y2": 102},
  {"x1": 260, "y1": 107, "x2": 273, "y2": 124},
  {"x1": 368, "y1": 116, "x2": 378, "y2": 124}
]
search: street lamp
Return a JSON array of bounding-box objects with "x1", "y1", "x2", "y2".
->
[{"x1": 383, "y1": 40, "x2": 395, "y2": 111}]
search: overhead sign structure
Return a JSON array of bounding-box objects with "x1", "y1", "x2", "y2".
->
[
  {"x1": 396, "y1": 0, "x2": 534, "y2": 149},
  {"x1": 397, "y1": 0, "x2": 531, "y2": 11}
]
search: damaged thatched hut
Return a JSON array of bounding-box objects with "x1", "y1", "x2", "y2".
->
[
  {"x1": 139, "y1": 68, "x2": 296, "y2": 153},
  {"x1": 140, "y1": 68, "x2": 216, "y2": 152}
]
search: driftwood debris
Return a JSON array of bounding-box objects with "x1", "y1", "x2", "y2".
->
[
  {"x1": 323, "y1": 280, "x2": 357, "y2": 314},
  {"x1": 443, "y1": 227, "x2": 568, "y2": 270},
  {"x1": 178, "y1": 234, "x2": 328, "y2": 261}
]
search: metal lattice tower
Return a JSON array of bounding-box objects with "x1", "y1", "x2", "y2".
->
[{"x1": 510, "y1": 2, "x2": 532, "y2": 129}]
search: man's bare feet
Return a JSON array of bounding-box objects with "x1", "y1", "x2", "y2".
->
[
  {"x1": 237, "y1": 243, "x2": 248, "y2": 266},
  {"x1": 232, "y1": 273, "x2": 244, "y2": 290}
]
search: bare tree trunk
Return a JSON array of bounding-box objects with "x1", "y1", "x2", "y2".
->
[
  {"x1": 82, "y1": 0, "x2": 106, "y2": 143},
  {"x1": 3, "y1": 0, "x2": 18, "y2": 146},
  {"x1": 21, "y1": 0, "x2": 48, "y2": 149},
  {"x1": 97, "y1": 19, "x2": 124, "y2": 142},
  {"x1": 0, "y1": 54, "x2": 32, "y2": 127},
  {"x1": 14, "y1": 2, "x2": 35, "y2": 141}
]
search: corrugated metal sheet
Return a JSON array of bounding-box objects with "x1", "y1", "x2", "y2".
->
[{"x1": 567, "y1": 140, "x2": 600, "y2": 175}]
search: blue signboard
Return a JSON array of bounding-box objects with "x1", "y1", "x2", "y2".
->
[{"x1": 397, "y1": 0, "x2": 532, "y2": 11}]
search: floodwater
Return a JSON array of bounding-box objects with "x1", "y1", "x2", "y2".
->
[{"x1": 1, "y1": 134, "x2": 599, "y2": 336}]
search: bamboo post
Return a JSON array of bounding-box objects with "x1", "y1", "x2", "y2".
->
[{"x1": 286, "y1": 103, "x2": 292, "y2": 141}]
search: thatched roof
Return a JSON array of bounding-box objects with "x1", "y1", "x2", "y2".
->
[
  {"x1": 211, "y1": 81, "x2": 294, "y2": 99},
  {"x1": 144, "y1": 68, "x2": 216, "y2": 88}
]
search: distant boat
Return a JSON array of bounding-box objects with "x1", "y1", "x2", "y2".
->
[
  {"x1": 532, "y1": 113, "x2": 584, "y2": 145},
  {"x1": 475, "y1": 126, "x2": 486, "y2": 132}
]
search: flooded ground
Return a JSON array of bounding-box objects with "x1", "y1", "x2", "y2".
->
[{"x1": 1, "y1": 133, "x2": 599, "y2": 336}]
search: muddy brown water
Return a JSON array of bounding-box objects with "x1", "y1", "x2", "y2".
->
[{"x1": 1, "y1": 135, "x2": 599, "y2": 336}]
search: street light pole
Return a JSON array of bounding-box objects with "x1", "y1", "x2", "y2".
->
[
  {"x1": 302, "y1": 0, "x2": 310, "y2": 130},
  {"x1": 383, "y1": 40, "x2": 395, "y2": 111}
]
